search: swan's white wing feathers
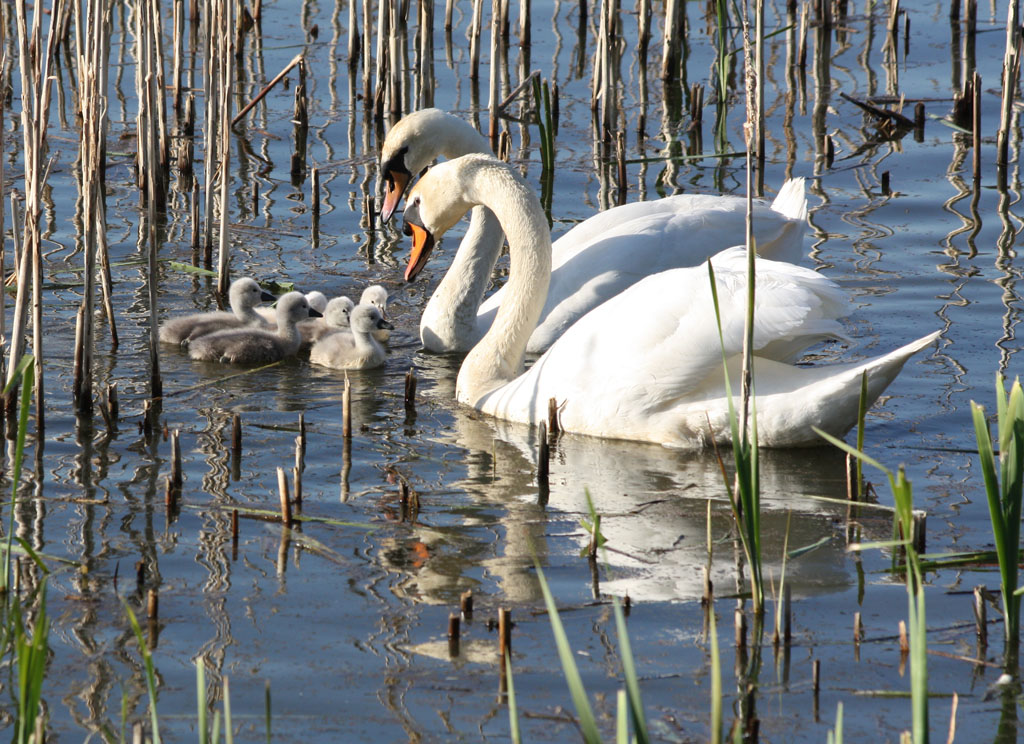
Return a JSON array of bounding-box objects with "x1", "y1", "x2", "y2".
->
[
  {"x1": 481, "y1": 250, "x2": 849, "y2": 433},
  {"x1": 478, "y1": 194, "x2": 808, "y2": 352}
]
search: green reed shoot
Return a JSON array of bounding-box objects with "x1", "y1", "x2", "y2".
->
[
  {"x1": 505, "y1": 649, "x2": 521, "y2": 744},
  {"x1": 124, "y1": 600, "x2": 161, "y2": 744},
  {"x1": 816, "y1": 430, "x2": 929, "y2": 744},
  {"x1": 707, "y1": 262, "x2": 764, "y2": 614},
  {"x1": 827, "y1": 702, "x2": 844, "y2": 744},
  {"x1": 709, "y1": 600, "x2": 722, "y2": 744},
  {"x1": 534, "y1": 558, "x2": 650, "y2": 742},
  {"x1": 197, "y1": 661, "x2": 208, "y2": 744},
  {"x1": 532, "y1": 75, "x2": 556, "y2": 224},
  {"x1": 13, "y1": 580, "x2": 49, "y2": 744},
  {"x1": 970, "y1": 375, "x2": 1024, "y2": 669}
]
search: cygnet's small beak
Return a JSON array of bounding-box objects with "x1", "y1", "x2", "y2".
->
[
  {"x1": 403, "y1": 219, "x2": 435, "y2": 282},
  {"x1": 260, "y1": 290, "x2": 277, "y2": 302},
  {"x1": 308, "y1": 307, "x2": 323, "y2": 318},
  {"x1": 377, "y1": 318, "x2": 395, "y2": 331},
  {"x1": 381, "y1": 168, "x2": 411, "y2": 223}
]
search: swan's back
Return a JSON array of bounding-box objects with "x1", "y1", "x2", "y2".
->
[
  {"x1": 476, "y1": 181, "x2": 809, "y2": 353},
  {"x1": 472, "y1": 247, "x2": 933, "y2": 447}
]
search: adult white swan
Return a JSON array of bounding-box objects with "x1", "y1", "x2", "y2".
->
[
  {"x1": 381, "y1": 108, "x2": 808, "y2": 354},
  {"x1": 401, "y1": 155, "x2": 939, "y2": 447}
]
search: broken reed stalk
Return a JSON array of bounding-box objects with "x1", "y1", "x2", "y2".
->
[
  {"x1": 362, "y1": 0, "x2": 373, "y2": 104},
  {"x1": 661, "y1": 0, "x2": 682, "y2": 80},
  {"x1": 537, "y1": 421, "x2": 549, "y2": 487},
  {"x1": 170, "y1": 428, "x2": 182, "y2": 490},
  {"x1": 216, "y1": 0, "x2": 235, "y2": 295},
  {"x1": 488, "y1": 0, "x2": 501, "y2": 146},
  {"x1": 348, "y1": 0, "x2": 361, "y2": 71},
  {"x1": 293, "y1": 466, "x2": 302, "y2": 507},
  {"x1": 12, "y1": 0, "x2": 63, "y2": 433},
  {"x1": 972, "y1": 71, "x2": 981, "y2": 183},
  {"x1": 460, "y1": 589, "x2": 473, "y2": 617},
  {"x1": 311, "y1": 166, "x2": 320, "y2": 245},
  {"x1": 201, "y1": 0, "x2": 217, "y2": 262},
  {"x1": 418, "y1": 0, "x2": 435, "y2": 108},
  {"x1": 469, "y1": 0, "x2": 484, "y2": 81},
  {"x1": 974, "y1": 585, "x2": 987, "y2": 647},
  {"x1": 448, "y1": 613, "x2": 460, "y2": 656},
  {"x1": 342, "y1": 373, "x2": 352, "y2": 438},
  {"x1": 72, "y1": 0, "x2": 112, "y2": 415},
  {"x1": 637, "y1": 0, "x2": 650, "y2": 68},
  {"x1": 996, "y1": 4, "x2": 1020, "y2": 187},
  {"x1": 232, "y1": 53, "x2": 304, "y2": 125},
  {"x1": 519, "y1": 0, "x2": 531, "y2": 48},
  {"x1": 498, "y1": 607, "x2": 512, "y2": 662},
  {"x1": 134, "y1": 0, "x2": 164, "y2": 401},
  {"x1": 277, "y1": 467, "x2": 292, "y2": 526},
  {"x1": 546, "y1": 397, "x2": 559, "y2": 435},
  {"x1": 404, "y1": 368, "x2": 417, "y2": 413},
  {"x1": 147, "y1": 588, "x2": 159, "y2": 619},
  {"x1": 372, "y1": 0, "x2": 390, "y2": 117}
]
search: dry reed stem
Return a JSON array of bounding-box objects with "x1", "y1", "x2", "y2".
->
[{"x1": 232, "y1": 52, "x2": 303, "y2": 125}]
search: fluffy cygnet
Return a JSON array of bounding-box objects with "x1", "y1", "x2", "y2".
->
[
  {"x1": 309, "y1": 304, "x2": 393, "y2": 370},
  {"x1": 159, "y1": 277, "x2": 275, "y2": 346},
  {"x1": 256, "y1": 290, "x2": 328, "y2": 325},
  {"x1": 298, "y1": 296, "x2": 355, "y2": 350},
  {"x1": 360, "y1": 285, "x2": 391, "y2": 343},
  {"x1": 188, "y1": 291, "x2": 320, "y2": 364}
]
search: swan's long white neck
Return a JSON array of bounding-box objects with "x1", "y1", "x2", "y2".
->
[
  {"x1": 398, "y1": 114, "x2": 507, "y2": 352},
  {"x1": 453, "y1": 163, "x2": 551, "y2": 404},
  {"x1": 420, "y1": 205, "x2": 504, "y2": 350}
]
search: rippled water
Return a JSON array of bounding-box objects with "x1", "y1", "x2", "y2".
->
[{"x1": 3, "y1": 0, "x2": 1023, "y2": 740}]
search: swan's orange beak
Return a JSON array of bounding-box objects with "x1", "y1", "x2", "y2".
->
[
  {"x1": 381, "y1": 169, "x2": 410, "y2": 223},
  {"x1": 403, "y1": 219, "x2": 435, "y2": 282}
]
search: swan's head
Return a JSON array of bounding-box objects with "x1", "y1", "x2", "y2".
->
[
  {"x1": 380, "y1": 109, "x2": 491, "y2": 223},
  {"x1": 275, "y1": 291, "x2": 322, "y2": 326},
  {"x1": 401, "y1": 155, "x2": 489, "y2": 281},
  {"x1": 229, "y1": 277, "x2": 277, "y2": 311},
  {"x1": 360, "y1": 284, "x2": 388, "y2": 315},
  {"x1": 323, "y1": 296, "x2": 355, "y2": 328},
  {"x1": 350, "y1": 304, "x2": 395, "y2": 335}
]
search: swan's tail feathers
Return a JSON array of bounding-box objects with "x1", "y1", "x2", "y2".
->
[
  {"x1": 771, "y1": 178, "x2": 808, "y2": 222},
  {"x1": 808, "y1": 330, "x2": 941, "y2": 444},
  {"x1": 860, "y1": 329, "x2": 941, "y2": 400}
]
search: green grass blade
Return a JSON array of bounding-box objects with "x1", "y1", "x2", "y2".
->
[
  {"x1": 613, "y1": 598, "x2": 649, "y2": 743},
  {"x1": 224, "y1": 676, "x2": 234, "y2": 744},
  {"x1": 535, "y1": 561, "x2": 602, "y2": 742},
  {"x1": 123, "y1": 600, "x2": 161, "y2": 744},
  {"x1": 710, "y1": 603, "x2": 722, "y2": 744},
  {"x1": 616, "y1": 689, "x2": 629, "y2": 744},
  {"x1": 505, "y1": 649, "x2": 521, "y2": 744},
  {"x1": 197, "y1": 660, "x2": 208, "y2": 744}
]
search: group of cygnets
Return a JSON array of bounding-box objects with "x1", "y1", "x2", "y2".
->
[{"x1": 159, "y1": 279, "x2": 393, "y2": 370}]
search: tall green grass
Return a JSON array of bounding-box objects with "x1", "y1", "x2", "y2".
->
[
  {"x1": 970, "y1": 376, "x2": 1024, "y2": 669},
  {"x1": 708, "y1": 262, "x2": 764, "y2": 614},
  {"x1": 817, "y1": 430, "x2": 929, "y2": 744}
]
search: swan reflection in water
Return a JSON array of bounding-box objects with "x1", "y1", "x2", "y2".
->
[{"x1": 376, "y1": 370, "x2": 871, "y2": 607}]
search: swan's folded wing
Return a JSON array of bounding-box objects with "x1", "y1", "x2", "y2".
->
[{"x1": 482, "y1": 255, "x2": 848, "y2": 430}]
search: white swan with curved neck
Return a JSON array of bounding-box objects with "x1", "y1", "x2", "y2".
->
[
  {"x1": 382, "y1": 108, "x2": 808, "y2": 354},
  {"x1": 402, "y1": 155, "x2": 940, "y2": 448}
]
